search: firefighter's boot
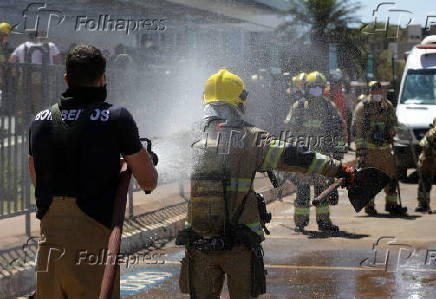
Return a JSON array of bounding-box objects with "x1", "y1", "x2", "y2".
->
[
  {"x1": 294, "y1": 207, "x2": 309, "y2": 232},
  {"x1": 316, "y1": 206, "x2": 339, "y2": 232},
  {"x1": 364, "y1": 199, "x2": 378, "y2": 216},
  {"x1": 385, "y1": 192, "x2": 407, "y2": 216},
  {"x1": 415, "y1": 202, "x2": 430, "y2": 213},
  {"x1": 294, "y1": 184, "x2": 310, "y2": 232},
  {"x1": 416, "y1": 184, "x2": 431, "y2": 213}
]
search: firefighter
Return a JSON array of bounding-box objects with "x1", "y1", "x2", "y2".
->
[
  {"x1": 28, "y1": 45, "x2": 158, "y2": 298},
  {"x1": 415, "y1": 117, "x2": 436, "y2": 212},
  {"x1": 356, "y1": 94, "x2": 367, "y2": 104},
  {"x1": 286, "y1": 71, "x2": 346, "y2": 232},
  {"x1": 176, "y1": 69, "x2": 357, "y2": 298},
  {"x1": 351, "y1": 81, "x2": 405, "y2": 216},
  {"x1": 0, "y1": 23, "x2": 11, "y2": 114},
  {"x1": 324, "y1": 69, "x2": 348, "y2": 146},
  {"x1": 325, "y1": 69, "x2": 347, "y2": 125},
  {"x1": 276, "y1": 72, "x2": 307, "y2": 200},
  {"x1": 9, "y1": 30, "x2": 61, "y2": 121},
  {"x1": 284, "y1": 72, "x2": 306, "y2": 124},
  {"x1": 0, "y1": 22, "x2": 11, "y2": 63}
]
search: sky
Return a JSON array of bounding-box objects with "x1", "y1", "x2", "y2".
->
[{"x1": 355, "y1": 0, "x2": 436, "y2": 27}]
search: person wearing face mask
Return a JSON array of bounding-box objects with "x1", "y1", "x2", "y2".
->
[
  {"x1": 351, "y1": 81, "x2": 406, "y2": 216},
  {"x1": 415, "y1": 117, "x2": 436, "y2": 213},
  {"x1": 175, "y1": 69, "x2": 366, "y2": 298},
  {"x1": 285, "y1": 71, "x2": 346, "y2": 233},
  {"x1": 0, "y1": 23, "x2": 11, "y2": 63},
  {"x1": 284, "y1": 72, "x2": 306, "y2": 123},
  {"x1": 28, "y1": 45, "x2": 158, "y2": 298}
]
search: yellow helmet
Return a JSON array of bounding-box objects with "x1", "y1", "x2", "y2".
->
[
  {"x1": 306, "y1": 71, "x2": 327, "y2": 88},
  {"x1": 0, "y1": 23, "x2": 11, "y2": 35},
  {"x1": 368, "y1": 81, "x2": 382, "y2": 90},
  {"x1": 292, "y1": 72, "x2": 306, "y2": 90},
  {"x1": 204, "y1": 69, "x2": 248, "y2": 114}
]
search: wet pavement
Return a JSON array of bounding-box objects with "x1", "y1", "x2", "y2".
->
[{"x1": 120, "y1": 180, "x2": 436, "y2": 298}]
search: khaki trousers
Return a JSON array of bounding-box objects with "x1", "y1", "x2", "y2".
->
[
  {"x1": 417, "y1": 152, "x2": 436, "y2": 204},
  {"x1": 36, "y1": 197, "x2": 120, "y2": 299},
  {"x1": 179, "y1": 246, "x2": 253, "y2": 299},
  {"x1": 359, "y1": 148, "x2": 398, "y2": 207}
]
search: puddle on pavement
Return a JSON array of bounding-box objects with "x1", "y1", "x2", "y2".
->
[{"x1": 262, "y1": 250, "x2": 436, "y2": 298}]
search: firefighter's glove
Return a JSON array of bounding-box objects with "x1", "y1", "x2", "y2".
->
[
  {"x1": 327, "y1": 190, "x2": 339, "y2": 205},
  {"x1": 336, "y1": 164, "x2": 356, "y2": 189}
]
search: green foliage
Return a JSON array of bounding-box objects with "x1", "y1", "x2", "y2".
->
[
  {"x1": 375, "y1": 49, "x2": 391, "y2": 81},
  {"x1": 359, "y1": 23, "x2": 409, "y2": 81},
  {"x1": 278, "y1": 1, "x2": 411, "y2": 81},
  {"x1": 278, "y1": 0, "x2": 362, "y2": 74}
]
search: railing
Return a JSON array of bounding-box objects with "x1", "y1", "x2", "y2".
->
[{"x1": 0, "y1": 60, "x2": 65, "y2": 235}]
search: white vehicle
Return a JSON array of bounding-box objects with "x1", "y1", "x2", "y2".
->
[{"x1": 394, "y1": 35, "x2": 436, "y2": 178}]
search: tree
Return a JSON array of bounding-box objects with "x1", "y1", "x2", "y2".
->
[{"x1": 279, "y1": 0, "x2": 362, "y2": 75}]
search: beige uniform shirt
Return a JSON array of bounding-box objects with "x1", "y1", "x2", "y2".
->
[{"x1": 188, "y1": 118, "x2": 340, "y2": 239}]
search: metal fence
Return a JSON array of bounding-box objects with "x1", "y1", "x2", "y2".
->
[{"x1": 0, "y1": 56, "x2": 65, "y2": 235}]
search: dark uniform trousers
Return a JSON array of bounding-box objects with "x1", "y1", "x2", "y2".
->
[
  {"x1": 417, "y1": 126, "x2": 436, "y2": 207},
  {"x1": 36, "y1": 197, "x2": 120, "y2": 299}
]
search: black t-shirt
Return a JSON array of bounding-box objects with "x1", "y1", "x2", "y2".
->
[{"x1": 29, "y1": 86, "x2": 142, "y2": 228}]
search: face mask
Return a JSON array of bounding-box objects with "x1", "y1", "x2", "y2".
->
[
  {"x1": 373, "y1": 94, "x2": 382, "y2": 102},
  {"x1": 309, "y1": 87, "x2": 323, "y2": 97}
]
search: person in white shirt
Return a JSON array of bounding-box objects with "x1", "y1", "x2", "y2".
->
[
  {"x1": 9, "y1": 41, "x2": 61, "y2": 64},
  {"x1": 8, "y1": 31, "x2": 61, "y2": 121}
]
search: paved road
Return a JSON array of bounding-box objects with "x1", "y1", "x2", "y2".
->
[{"x1": 119, "y1": 179, "x2": 436, "y2": 298}]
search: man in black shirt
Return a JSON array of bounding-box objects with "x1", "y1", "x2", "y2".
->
[{"x1": 28, "y1": 45, "x2": 157, "y2": 298}]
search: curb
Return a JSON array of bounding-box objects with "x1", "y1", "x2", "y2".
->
[
  {"x1": 120, "y1": 214, "x2": 185, "y2": 254},
  {"x1": 0, "y1": 261, "x2": 36, "y2": 299}
]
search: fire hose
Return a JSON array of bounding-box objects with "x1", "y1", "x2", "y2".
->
[{"x1": 99, "y1": 138, "x2": 158, "y2": 299}]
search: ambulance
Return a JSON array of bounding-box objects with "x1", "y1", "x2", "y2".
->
[{"x1": 394, "y1": 35, "x2": 436, "y2": 178}]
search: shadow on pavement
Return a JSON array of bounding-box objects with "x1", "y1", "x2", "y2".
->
[
  {"x1": 356, "y1": 213, "x2": 421, "y2": 220},
  {"x1": 302, "y1": 230, "x2": 369, "y2": 239}
]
